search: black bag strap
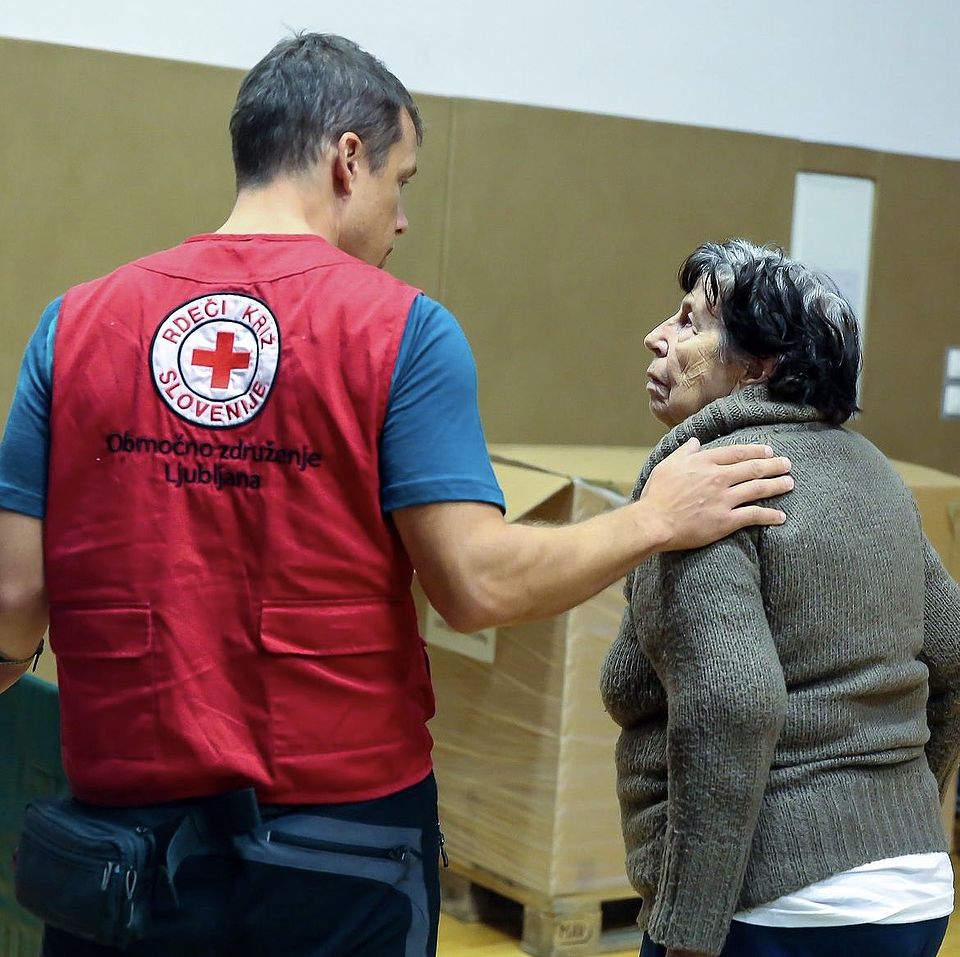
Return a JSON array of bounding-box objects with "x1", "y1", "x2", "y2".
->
[{"x1": 161, "y1": 788, "x2": 261, "y2": 904}]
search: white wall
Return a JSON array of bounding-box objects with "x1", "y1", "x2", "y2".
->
[{"x1": 2, "y1": 0, "x2": 959, "y2": 161}]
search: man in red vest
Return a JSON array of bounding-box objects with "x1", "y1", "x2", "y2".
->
[{"x1": 0, "y1": 33, "x2": 792, "y2": 957}]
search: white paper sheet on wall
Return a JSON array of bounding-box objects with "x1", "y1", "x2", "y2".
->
[{"x1": 789, "y1": 172, "x2": 876, "y2": 349}]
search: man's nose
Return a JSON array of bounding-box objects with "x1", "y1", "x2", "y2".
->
[{"x1": 396, "y1": 207, "x2": 409, "y2": 235}]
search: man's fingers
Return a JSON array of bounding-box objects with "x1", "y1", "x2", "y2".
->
[
  {"x1": 720, "y1": 456, "x2": 792, "y2": 486},
  {"x1": 726, "y1": 475, "x2": 795, "y2": 505},
  {"x1": 674, "y1": 436, "x2": 701, "y2": 457},
  {"x1": 726, "y1": 504, "x2": 788, "y2": 530},
  {"x1": 642, "y1": 439, "x2": 794, "y2": 549},
  {"x1": 699, "y1": 443, "x2": 776, "y2": 466}
]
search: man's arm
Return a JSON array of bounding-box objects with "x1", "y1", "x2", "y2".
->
[
  {"x1": 0, "y1": 511, "x2": 47, "y2": 693},
  {"x1": 393, "y1": 437, "x2": 793, "y2": 632},
  {"x1": 0, "y1": 300, "x2": 58, "y2": 693}
]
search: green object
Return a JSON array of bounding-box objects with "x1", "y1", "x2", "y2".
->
[{"x1": 0, "y1": 675, "x2": 67, "y2": 956}]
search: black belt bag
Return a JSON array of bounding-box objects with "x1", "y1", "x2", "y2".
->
[{"x1": 14, "y1": 790, "x2": 261, "y2": 948}]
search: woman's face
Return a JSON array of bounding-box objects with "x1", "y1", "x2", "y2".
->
[{"x1": 644, "y1": 282, "x2": 748, "y2": 427}]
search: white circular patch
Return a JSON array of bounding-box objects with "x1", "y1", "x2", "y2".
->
[{"x1": 150, "y1": 294, "x2": 281, "y2": 429}]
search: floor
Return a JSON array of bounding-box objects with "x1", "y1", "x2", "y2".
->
[{"x1": 437, "y1": 863, "x2": 960, "y2": 955}]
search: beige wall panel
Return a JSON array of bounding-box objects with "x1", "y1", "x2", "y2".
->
[
  {"x1": 858, "y1": 153, "x2": 960, "y2": 474},
  {"x1": 382, "y1": 94, "x2": 451, "y2": 298},
  {"x1": 0, "y1": 39, "x2": 240, "y2": 419},
  {"x1": 439, "y1": 99, "x2": 797, "y2": 446},
  {"x1": 798, "y1": 142, "x2": 883, "y2": 180}
]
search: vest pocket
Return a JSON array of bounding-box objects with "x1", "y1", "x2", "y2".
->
[
  {"x1": 258, "y1": 600, "x2": 413, "y2": 757},
  {"x1": 49, "y1": 605, "x2": 156, "y2": 760}
]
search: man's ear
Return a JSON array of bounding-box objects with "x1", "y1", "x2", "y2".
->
[
  {"x1": 333, "y1": 131, "x2": 364, "y2": 196},
  {"x1": 739, "y1": 355, "x2": 777, "y2": 387}
]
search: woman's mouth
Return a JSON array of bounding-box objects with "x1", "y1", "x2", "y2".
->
[{"x1": 646, "y1": 374, "x2": 668, "y2": 400}]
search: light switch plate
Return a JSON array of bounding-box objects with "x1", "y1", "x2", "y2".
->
[
  {"x1": 947, "y1": 347, "x2": 960, "y2": 381},
  {"x1": 943, "y1": 383, "x2": 960, "y2": 418}
]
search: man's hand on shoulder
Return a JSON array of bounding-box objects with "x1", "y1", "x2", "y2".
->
[
  {"x1": 641, "y1": 437, "x2": 793, "y2": 551},
  {"x1": 393, "y1": 440, "x2": 792, "y2": 631}
]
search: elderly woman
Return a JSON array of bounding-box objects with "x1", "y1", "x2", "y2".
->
[{"x1": 600, "y1": 239, "x2": 960, "y2": 957}]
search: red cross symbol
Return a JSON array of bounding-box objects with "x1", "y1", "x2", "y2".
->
[{"x1": 191, "y1": 332, "x2": 251, "y2": 389}]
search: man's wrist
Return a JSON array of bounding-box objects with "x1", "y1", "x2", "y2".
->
[{"x1": 630, "y1": 498, "x2": 674, "y2": 556}]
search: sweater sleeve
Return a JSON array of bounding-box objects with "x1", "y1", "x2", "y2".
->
[
  {"x1": 919, "y1": 534, "x2": 960, "y2": 793},
  {"x1": 640, "y1": 530, "x2": 787, "y2": 955}
]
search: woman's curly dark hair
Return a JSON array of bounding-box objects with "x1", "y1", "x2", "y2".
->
[{"x1": 679, "y1": 239, "x2": 862, "y2": 425}]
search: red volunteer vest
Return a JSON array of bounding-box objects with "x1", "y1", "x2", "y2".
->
[{"x1": 44, "y1": 234, "x2": 435, "y2": 805}]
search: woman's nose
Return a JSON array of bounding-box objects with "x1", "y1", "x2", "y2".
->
[{"x1": 644, "y1": 321, "x2": 669, "y2": 357}]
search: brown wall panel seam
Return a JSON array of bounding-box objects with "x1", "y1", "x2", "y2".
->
[{"x1": 436, "y1": 98, "x2": 460, "y2": 305}]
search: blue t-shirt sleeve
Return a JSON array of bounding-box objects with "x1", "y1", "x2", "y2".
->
[
  {"x1": 380, "y1": 294, "x2": 505, "y2": 513},
  {"x1": 0, "y1": 297, "x2": 59, "y2": 518}
]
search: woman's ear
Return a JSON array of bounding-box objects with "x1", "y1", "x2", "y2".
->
[{"x1": 739, "y1": 355, "x2": 777, "y2": 387}]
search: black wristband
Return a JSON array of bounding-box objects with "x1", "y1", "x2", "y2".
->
[{"x1": 0, "y1": 638, "x2": 45, "y2": 671}]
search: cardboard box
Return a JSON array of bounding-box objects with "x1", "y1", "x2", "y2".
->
[
  {"x1": 422, "y1": 444, "x2": 650, "y2": 900},
  {"x1": 894, "y1": 460, "x2": 960, "y2": 580},
  {"x1": 424, "y1": 445, "x2": 960, "y2": 901}
]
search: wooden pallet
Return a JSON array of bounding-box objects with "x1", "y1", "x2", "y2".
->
[{"x1": 440, "y1": 861, "x2": 643, "y2": 957}]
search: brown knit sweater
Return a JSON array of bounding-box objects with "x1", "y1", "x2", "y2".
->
[{"x1": 599, "y1": 386, "x2": 960, "y2": 954}]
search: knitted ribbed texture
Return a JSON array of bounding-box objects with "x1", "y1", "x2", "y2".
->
[{"x1": 600, "y1": 385, "x2": 960, "y2": 954}]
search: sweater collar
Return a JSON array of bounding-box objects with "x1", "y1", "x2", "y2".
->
[{"x1": 634, "y1": 385, "x2": 826, "y2": 492}]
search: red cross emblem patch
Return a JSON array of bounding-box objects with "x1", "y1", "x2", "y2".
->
[{"x1": 150, "y1": 294, "x2": 281, "y2": 428}]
